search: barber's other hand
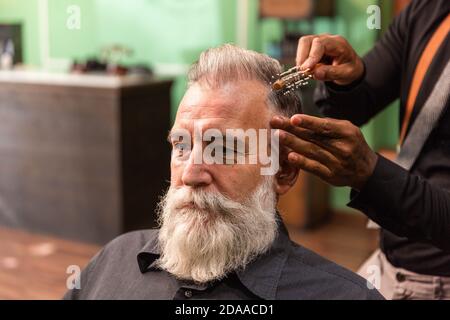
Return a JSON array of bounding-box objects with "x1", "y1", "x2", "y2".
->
[
  {"x1": 271, "y1": 114, "x2": 378, "y2": 191},
  {"x1": 297, "y1": 34, "x2": 364, "y2": 86}
]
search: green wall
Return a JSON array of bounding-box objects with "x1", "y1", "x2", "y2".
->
[
  {"x1": 0, "y1": 0, "x2": 238, "y2": 121},
  {"x1": 0, "y1": 0, "x2": 399, "y2": 210}
]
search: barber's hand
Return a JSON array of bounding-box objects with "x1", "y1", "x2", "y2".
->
[
  {"x1": 271, "y1": 114, "x2": 378, "y2": 191},
  {"x1": 297, "y1": 34, "x2": 364, "y2": 85}
]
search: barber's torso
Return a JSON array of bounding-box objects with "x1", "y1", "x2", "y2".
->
[{"x1": 381, "y1": 0, "x2": 450, "y2": 276}]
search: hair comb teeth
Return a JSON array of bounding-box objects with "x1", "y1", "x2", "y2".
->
[{"x1": 271, "y1": 66, "x2": 314, "y2": 96}]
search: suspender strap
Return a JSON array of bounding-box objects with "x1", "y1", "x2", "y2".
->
[
  {"x1": 396, "y1": 61, "x2": 450, "y2": 170},
  {"x1": 399, "y1": 13, "x2": 450, "y2": 146}
]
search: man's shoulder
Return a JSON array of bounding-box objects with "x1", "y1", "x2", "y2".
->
[
  {"x1": 85, "y1": 229, "x2": 160, "y2": 277},
  {"x1": 280, "y1": 241, "x2": 384, "y2": 300},
  {"x1": 63, "y1": 229, "x2": 160, "y2": 300},
  {"x1": 104, "y1": 229, "x2": 159, "y2": 252}
]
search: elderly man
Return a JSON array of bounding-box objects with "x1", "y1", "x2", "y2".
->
[{"x1": 64, "y1": 44, "x2": 382, "y2": 300}]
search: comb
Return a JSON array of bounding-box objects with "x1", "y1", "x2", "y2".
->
[{"x1": 271, "y1": 65, "x2": 316, "y2": 95}]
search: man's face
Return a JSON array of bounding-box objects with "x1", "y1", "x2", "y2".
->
[
  {"x1": 156, "y1": 80, "x2": 280, "y2": 283},
  {"x1": 169, "y1": 80, "x2": 272, "y2": 201}
]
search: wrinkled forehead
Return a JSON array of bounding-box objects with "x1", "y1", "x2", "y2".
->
[{"x1": 174, "y1": 81, "x2": 272, "y2": 132}]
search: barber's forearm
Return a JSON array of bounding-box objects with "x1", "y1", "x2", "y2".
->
[
  {"x1": 314, "y1": 53, "x2": 399, "y2": 127},
  {"x1": 314, "y1": 76, "x2": 377, "y2": 127},
  {"x1": 348, "y1": 155, "x2": 450, "y2": 250}
]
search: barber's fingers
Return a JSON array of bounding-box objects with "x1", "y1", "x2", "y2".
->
[
  {"x1": 296, "y1": 35, "x2": 317, "y2": 68},
  {"x1": 298, "y1": 35, "x2": 347, "y2": 70},
  {"x1": 271, "y1": 115, "x2": 325, "y2": 144},
  {"x1": 291, "y1": 115, "x2": 349, "y2": 138},
  {"x1": 313, "y1": 64, "x2": 355, "y2": 82},
  {"x1": 271, "y1": 115, "x2": 342, "y2": 155},
  {"x1": 297, "y1": 35, "x2": 331, "y2": 69},
  {"x1": 277, "y1": 130, "x2": 339, "y2": 168},
  {"x1": 300, "y1": 36, "x2": 330, "y2": 70},
  {"x1": 271, "y1": 114, "x2": 341, "y2": 138},
  {"x1": 287, "y1": 152, "x2": 332, "y2": 181},
  {"x1": 270, "y1": 115, "x2": 297, "y2": 132}
]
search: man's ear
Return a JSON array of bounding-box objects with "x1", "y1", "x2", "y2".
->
[{"x1": 275, "y1": 154, "x2": 299, "y2": 195}]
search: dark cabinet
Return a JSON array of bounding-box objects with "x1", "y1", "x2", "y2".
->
[{"x1": 0, "y1": 73, "x2": 172, "y2": 244}]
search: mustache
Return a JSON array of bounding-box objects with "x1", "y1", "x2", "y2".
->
[{"x1": 167, "y1": 186, "x2": 244, "y2": 216}]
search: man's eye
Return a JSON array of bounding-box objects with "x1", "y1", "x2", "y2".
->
[
  {"x1": 209, "y1": 146, "x2": 237, "y2": 161},
  {"x1": 174, "y1": 143, "x2": 188, "y2": 150},
  {"x1": 173, "y1": 143, "x2": 190, "y2": 157},
  {"x1": 222, "y1": 146, "x2": 237, "y2": 155},
  {"x1": 222, "y1": 146, "x2": 247, "y2": 165}
]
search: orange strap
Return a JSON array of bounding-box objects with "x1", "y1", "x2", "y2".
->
[{"x1": 399, "y1": 13, "x2": 450, "y2": 146}]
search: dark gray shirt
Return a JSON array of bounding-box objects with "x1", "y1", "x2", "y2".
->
[{"x1": 64, "y1": 221, "x2": 383, "y2": 300}]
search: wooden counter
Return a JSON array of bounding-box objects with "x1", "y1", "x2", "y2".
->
[{"x1": 0, "y1": 71, "x2": 172, "y2": 244}]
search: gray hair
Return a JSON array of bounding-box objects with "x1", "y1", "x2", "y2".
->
[{"x1": 187, "y1": 44, "x2": 302, "y2": 117}]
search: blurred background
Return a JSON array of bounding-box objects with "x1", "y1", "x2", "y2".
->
[{"x1": 0, "y1": 0, "x2": 410, "y2": 299}]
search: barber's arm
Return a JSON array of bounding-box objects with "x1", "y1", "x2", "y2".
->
[
  {"x1": 271, "y1": 2, "x2": 450, "y2": 250},
  {"x1": 271, "y1": 115, "x2": 450, "y2": 250}
]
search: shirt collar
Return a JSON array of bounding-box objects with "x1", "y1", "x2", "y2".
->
[
  {"x1": 136, "y1": 215, "x2": 290, "y2": 300},
  {"x1": 136, "y1": 231, "x2": 161, "y2": 273}
]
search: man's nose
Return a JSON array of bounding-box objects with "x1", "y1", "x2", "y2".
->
[{"x1": 181, "y1": 156, "x2": 213, "y2": 188}]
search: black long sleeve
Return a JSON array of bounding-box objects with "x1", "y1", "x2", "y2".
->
[
  {"x1": 313, "y1": 0, "x2": 450, "y2": 264},
  {"x1": 348, "y1": 156, "x2": 450, "y2": 251}
]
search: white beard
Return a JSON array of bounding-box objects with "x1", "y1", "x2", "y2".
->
[{"x1": 156, "y1": 176, "x2": 278, "y2": 284}]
